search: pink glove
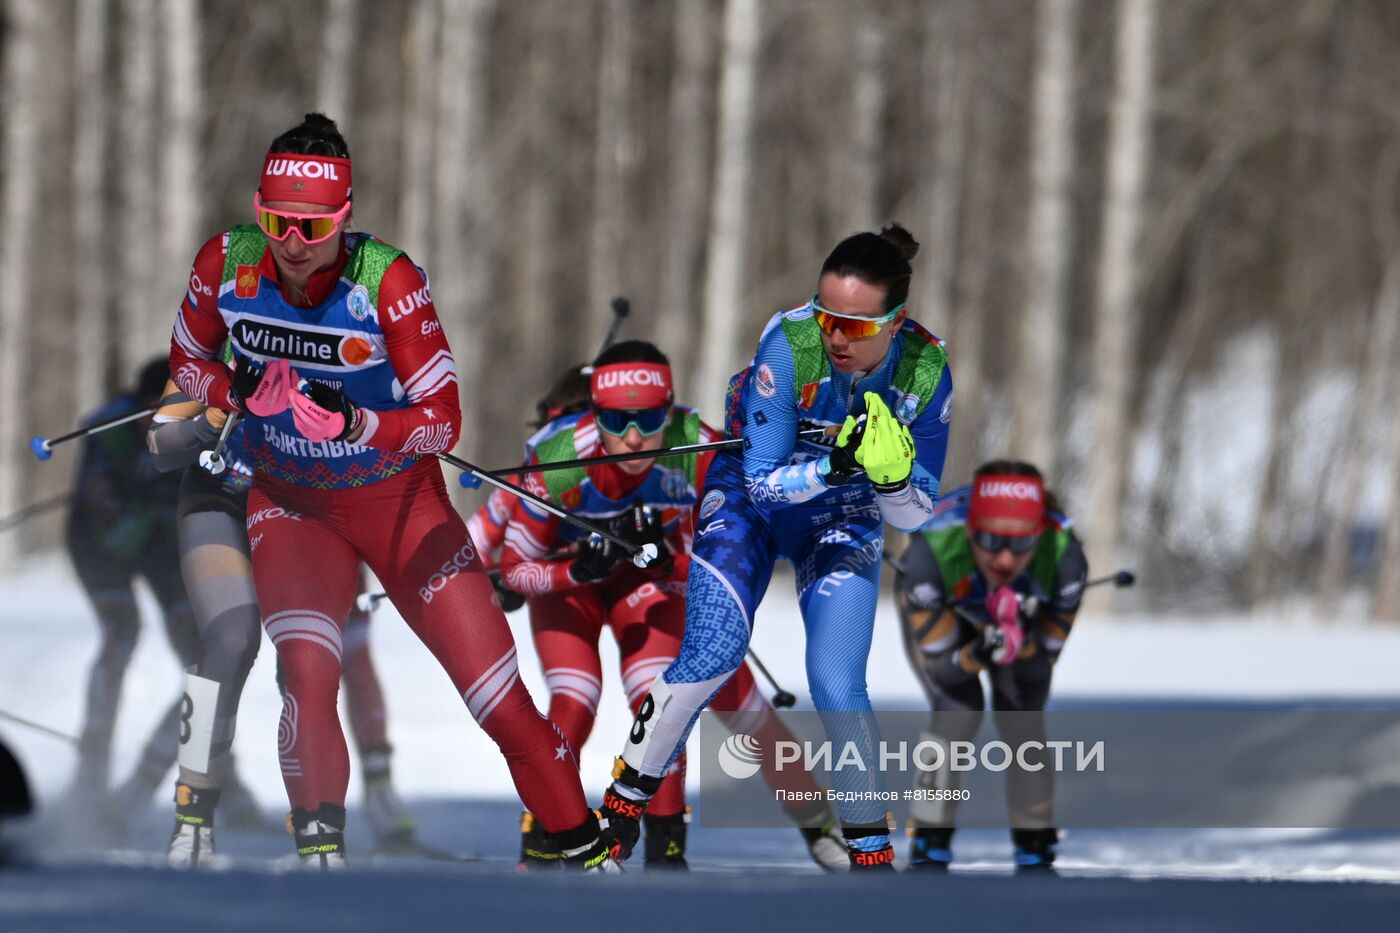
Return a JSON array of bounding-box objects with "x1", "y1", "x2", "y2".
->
[
  {"x1": 984, "y1": 587, "x2": 1026, "y2": 666},
  {"x1": 238, "y1": 357, "x2": 293, "y2": 417},
  {"x1": 290, "y1": 377, "x2": 360, "y2": 442}
]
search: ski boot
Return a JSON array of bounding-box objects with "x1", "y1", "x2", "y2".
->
[
  {"x1": 1012, "y1": 827, "x2": 1058, "y2": 874},
  {"x1": 167, "y1": 784, "x2": 218, "y2": 869},
  {"x1": 557, "y1": 811, "x2": 623, "y2": 874},
  {"x1": 362, "y1": 748, "x2": 419, "y2": 851},
  {"x1": 783, "y1": 800, "x2": 848, "y2": 872},
  {"x1": 908, "y1": 826, "x2": 954, "y2": 872},
  {"x1": 517, "y1": 810, "x2": 562, "y2": 870},
  {"x1": 845, "y1": 825, "x2": 897, "y2": 872},
  {"x1": 597, "y1": 759, "x2": 661, "y2": 863},
  {"x1": 643, "y1": 809, "x2": 689, "y2": 871},
  {"x1": 289, "y1": 803, "x2": 347, "y2": 870}
]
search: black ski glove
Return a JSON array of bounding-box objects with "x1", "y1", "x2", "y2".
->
[
  {"x1": 570, "y1": 533, "x2": 622, "y2": 584},
  {"x1": 618, "y1": 504, "x2": 675, "y2": 576}
]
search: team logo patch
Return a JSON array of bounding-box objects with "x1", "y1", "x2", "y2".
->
[
  {"x1": 699, "y1": 489, "x2": 725, "y2": 520},
  {"x1": 940, "y1": 390, "x2": 954, "y2": 424},
  {"x1": 799, "y1": 382, "x2": 820, "y2": 410},
  {"x1": 235, "y1": 265, "x2": 260, "y2": 299},
  {"x1": 346, "y1": 285, "x2": 371, "y2": 321},
  {"x1": 755, "y1": 364, "x2": 777, "y2": 398},
  {"x1": 895, "y1": 392, "x2": 919, "y2": 425},
  {"x1": 562, "y1": 487, "x2": 581, "y2": 509}
]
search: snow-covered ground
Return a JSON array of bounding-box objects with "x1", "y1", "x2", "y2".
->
[{"x1": 3, "y1": 552, "x2": 1400, "y2": 893}]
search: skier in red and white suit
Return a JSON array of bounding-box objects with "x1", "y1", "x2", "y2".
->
[
  {"x1": 500, "y1": 341, "x2": 848, "y2": 870},
  {"x1": 166, "y1": 113, "x2": 612, "y2": 869}
]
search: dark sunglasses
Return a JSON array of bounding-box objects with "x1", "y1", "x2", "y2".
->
[
  {"x1": 595, "y1": 406, "x2": 669, "y2": 437},
  {"x1": 971, "y1": 530, "x2": 1039, "y2": 555}
]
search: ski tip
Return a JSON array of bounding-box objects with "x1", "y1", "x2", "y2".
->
[{"x1": 29, "y1": 437, "x2": 52, "y2": 461}]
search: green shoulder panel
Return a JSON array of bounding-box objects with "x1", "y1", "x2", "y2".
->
[
  {"x1": 222, "y1": 225, "x2": 267, "y2": 281},
  {"x1": 778, "y1": 315, "x2": 831, "y2": 404},
  {"x1": 656, "y1": 411, "x2": 703, "y2": 485},
  {"x1": 891, "y1": 320, "x2": 949, "y2": 420},
  {"x1": 343, "y1": 236, "x2": 405, "y2": 310},
  {"x1": 922, "y1": 525, "x2": 976, "y2": 598},
  {"x1": 533, "y1": 426, "x2": 586, "y2": 506},
  {"x1": 1027, "y1": 523, "x2": 1072, "y2": 593}
]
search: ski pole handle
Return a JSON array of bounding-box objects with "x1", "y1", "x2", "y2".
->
[{"x1": 198, "y1": 412, "x2": 241, "y2": 476}]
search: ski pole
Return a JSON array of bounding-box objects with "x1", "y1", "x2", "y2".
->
[
  {"x1": 0, "y1": 492, "x2": 71, "y2": 534},
  {"x1": 198, "y1": 412, "x2": 241, "y2": 476},
  {"x1": 747, "y1": 649, "x2": 796, "y2": 709},
  {"x1": 0, "y1": 709, "x2": 79, "y2": 746},
  {"x1": 30, "y1": 406, "x2": 158, "y2": 461},
  {"x1": 458, "y1": 427, "x2": 833, "y2": 487},
  {"x1": 436, "y1": 452, "x2": 659, "y2": 568},
  {"x1": 597, "y1": 296, "x2": 631, "y2": 358}
]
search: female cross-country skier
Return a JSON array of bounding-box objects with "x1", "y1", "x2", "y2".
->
[
  {"x1": 166, "y1": 113, "x2": 615, "y2": 870},
  {"x1": 598, "y1": 224, "x2": 953, "y2": 869},
  {"x1": 894, "y1": 461, "x2": 1088, "y2": 873}
]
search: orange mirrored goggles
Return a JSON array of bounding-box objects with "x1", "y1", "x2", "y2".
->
[
  {"x1": 254, "y1": 193, "x2": 350, "y2": 245},
  {"x1": 810, "y1": 295, "x2": 906, "y2": 339}
]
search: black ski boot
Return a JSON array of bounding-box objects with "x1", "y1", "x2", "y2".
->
[
  {"x1": 597, "y1": 759, "x2": 661, "y2": 863},
  {"x1": 909, "y1": 826, "x2": 954, "y2": 872},
  {"x1": 556, "y1": 812, "x2": 622, "y2": 874},
  {"x1": 290, "y1": 803, "x2": 347, "y2": 870},
  {"x1": 1012, "y1": 827, "x2": 1059, "y2": 874},
  {"x1": 643, "y1": 809, "x2": 689, "y2": 871},
  {"x1": 517, "y1": 810, "x2": 562, "y2": 870},
  {"x1": 845, "y1": 824, "x2": 897, "y2": 872}
]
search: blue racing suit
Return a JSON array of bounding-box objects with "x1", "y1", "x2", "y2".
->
[{"x1": 618, "y1": 304, "x2": 952, "y2": 846}]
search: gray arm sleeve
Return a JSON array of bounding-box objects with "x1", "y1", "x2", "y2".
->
[{"x1": 146, "y1": 409, "x2": 220, "y2": 473}]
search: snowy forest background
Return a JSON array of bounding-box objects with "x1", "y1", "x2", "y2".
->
[{"x1": 1, "y1": 0, "x2": 1398, "y2": 617}]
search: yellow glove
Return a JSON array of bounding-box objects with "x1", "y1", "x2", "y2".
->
[{"x1": 853, "y1": 392, "x2": 914, "y2": 492}]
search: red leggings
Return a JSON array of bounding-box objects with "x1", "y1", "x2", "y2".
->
[
  {"x1": 529, "y1": 573, "x2": 779, "y2": 818},
  {"x1": 248, "y1": 460, "x2": 589, "y2": 833}
]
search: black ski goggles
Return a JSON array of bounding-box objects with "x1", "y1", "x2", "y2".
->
[
  {"x1": 595, "y1": 406, "x2": 669, "y2": 437},
  {"x1": 971, "y1": 530, "x2": 1039, "y2": 555}
]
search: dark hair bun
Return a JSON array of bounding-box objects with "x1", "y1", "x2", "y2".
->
[{"x1": 879, "y1": 223, "x2": 920, "y2": 263}]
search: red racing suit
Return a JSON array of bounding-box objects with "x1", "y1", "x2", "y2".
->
[
  {"x1": 168, "y1": 228, "x2": 592, "y2": 835},
  {"x1": 500, "y1": 410, "x2": 819, "y2": 817}
]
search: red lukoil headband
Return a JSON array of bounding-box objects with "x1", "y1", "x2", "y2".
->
[
  {"x1": 968, "y1": 474, "x2": 1046, "y2": 532},
  {"x1": 260, "y1": 153, "x2": 352, "y2": 207},
  {"x1": 590, "y1": 363, "x2": 673, "y2": 410}
]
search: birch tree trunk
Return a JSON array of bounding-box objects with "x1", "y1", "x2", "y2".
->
[
  {"x1": 918, "y1": 0, "x2": 968, "y2": 333},
  {"x1": 1013, "y1": 0, "x2": 1078, "y2": 474},
  {"x1": 159, "y1": 0, "x2": 202, "y2": 353},
  {"x1": 434, "y1": 0, "x2": 496, "y2": 476},
  {"x1": 0, "y1": 0, "x2": 43, "y2": 565},
  {"x1": 73, "y1": 0, "x2": 110, "y2": 409},
  {"x1": 589, "y1": 0, "x2": 638, "y2": 345},
  {"x1": 317, "y1": 0, "x2": 358, "y2": 125},
  {"x1": 1324, "y1": 149, "x2": 1400, "y2": 611},
  {"x1": 845, "y1": 2, "x2": 888, "y2": 230},
  {"x1": 398, "y1": 0, "x2": 439, "y2": 261},
  {"x1": 694, "y1": 0, "x2": 761, "y2": 423},
  {"x1": 659, "y1": 0, "x2": 715, "y2": 394},
  {"x1": 120, "y1": 0, "x2": 158, "y2": 374},
  {"x1": 1083, "y1": 0, "x2": 1158, "y2": 579}
]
